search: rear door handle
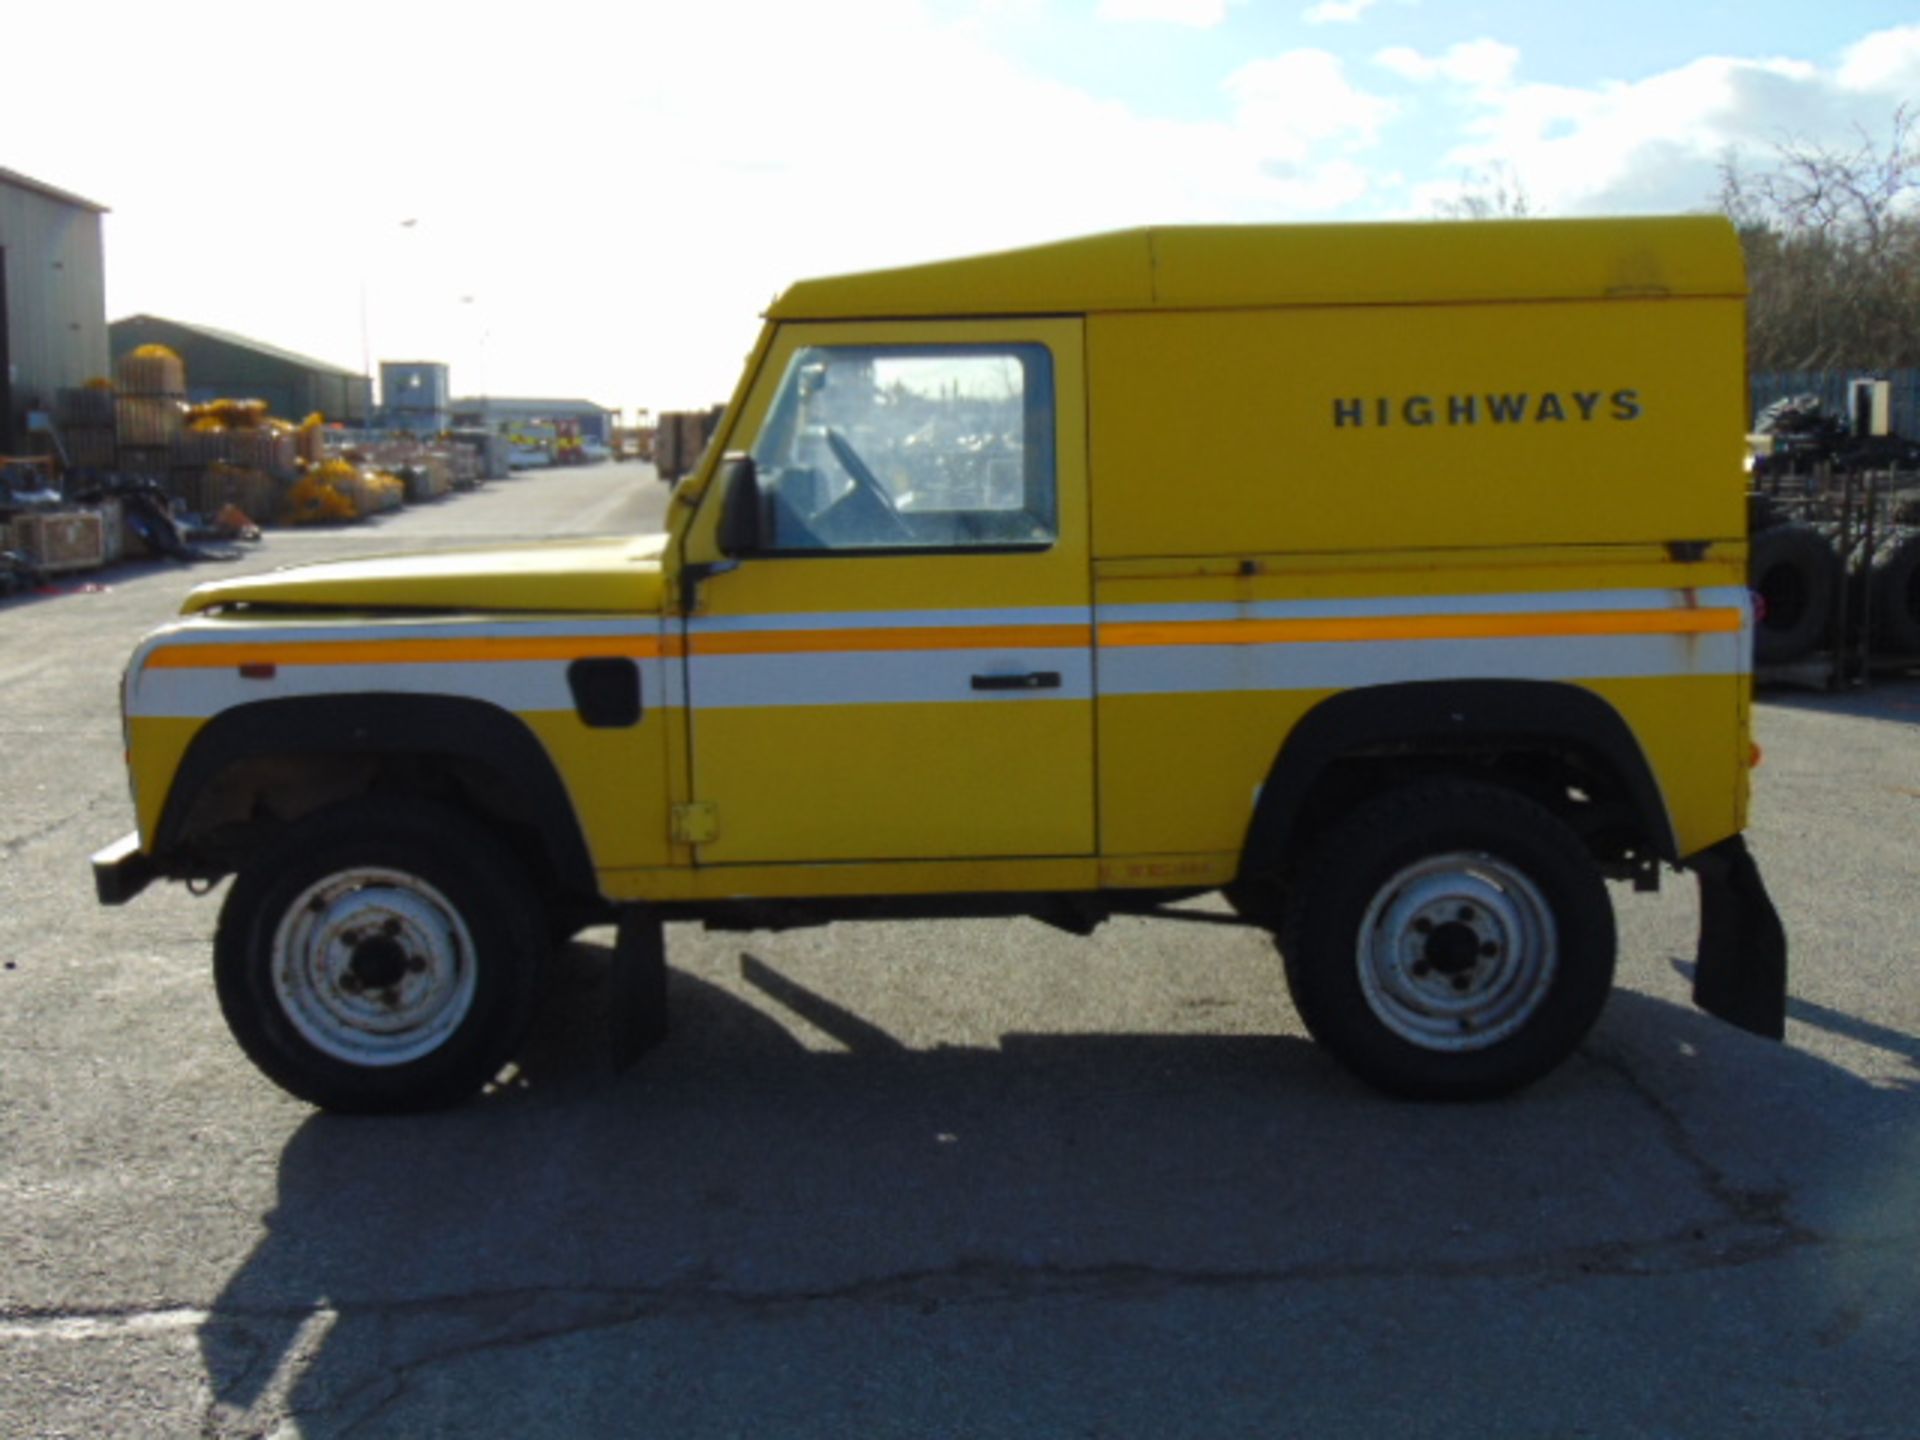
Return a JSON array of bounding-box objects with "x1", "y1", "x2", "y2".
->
[{"x1": 971, "y1": 671, "x2": 1062, "y2": 691}]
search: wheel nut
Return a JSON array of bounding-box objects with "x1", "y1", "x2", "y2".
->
[
  {"x1": 1413, "y1": 918, "x2": 1433, "y2": 934},
  {"x1": 1480, "y1": 942, "x2": 1499, "y2": 957},
  {"x1": 1456, "y1": 906, "x2": 1475, "y2": 922},
  {"x1": 340, "y1": 974, "x2": 363, "y2": 994},
  {"x1": 1451, "y1": 975, "x2": 1472, "y2": 992},
  {"x1": 407, "y1": 957, "x2": 428, "y2": 975},
  {"x1": 383, "y1": 919, "x2": 403, "y2": 937},
  {"x1": 1412, "y1": 961, "x2": 1433, "y2": 978}
]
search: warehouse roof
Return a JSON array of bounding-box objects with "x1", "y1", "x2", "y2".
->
[
  {"x1": 768, "y1": 216, "x2": 1745, "y2": 320},
  {"x1": 0, "y1": 166, "x2": 109, "y2": 214},
  {"x1": 111, "y1": 315, "x2": 364, "y2": 379}
]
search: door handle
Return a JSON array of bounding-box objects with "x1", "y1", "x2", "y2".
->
[{"x1": 971, "y1": 671, "x2": 1062, "y2": 691}]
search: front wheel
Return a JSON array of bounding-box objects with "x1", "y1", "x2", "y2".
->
[
  {"x1": 214, "y1": 799, "x2": 547, "y2": 1112},
  {"x1": 1279, "y1": 780, "x2": 1615, "y2": 1100}
]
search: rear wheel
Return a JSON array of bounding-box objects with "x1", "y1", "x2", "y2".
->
[
  {"x1": 1279, "y1": 780, "x2": 1615, "y2": 1099},
  {"x1": 214, "y1": 799, "x2": 547, "y2": 1112}
]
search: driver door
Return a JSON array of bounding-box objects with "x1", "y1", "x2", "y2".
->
[{"x1": 681, "y1": 318, "x2": 1094, "y2": 866}]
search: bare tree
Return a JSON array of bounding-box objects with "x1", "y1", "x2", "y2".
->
[
  {"x1": 1433, "y1": 161, "x2": 1534, "y2": 220},
  {"x1": 1721, "y1": 108, "x2": 1920, "y2": 371}
]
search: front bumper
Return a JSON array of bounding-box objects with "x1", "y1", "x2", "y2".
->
[{"x1": 92, "y1": 832, "x2": 155, "y2": 906}]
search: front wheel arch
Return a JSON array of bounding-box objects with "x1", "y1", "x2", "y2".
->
[{"x1": 153, "y1": 694, "x2": 599, "y2": 902}]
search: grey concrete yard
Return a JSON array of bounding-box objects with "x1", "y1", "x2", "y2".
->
[{"x1": 2, "y1": 460, "x2": 1917, "y2": 1437}]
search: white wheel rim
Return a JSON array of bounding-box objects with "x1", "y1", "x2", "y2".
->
[
  {"x1": 1355, "y1": 851, "x2": 1558, "y2": 1053},
  {"x1": 270, "y1": 867, "x2": 478, "y2": 1067}
]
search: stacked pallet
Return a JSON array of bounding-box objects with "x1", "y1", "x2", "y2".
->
[
  {"x1": 114, "y1": 346, "x2": 186, "y2": 473},
  {"x1": 55, "y1": 386, "x2": 118, "y2": 470}
]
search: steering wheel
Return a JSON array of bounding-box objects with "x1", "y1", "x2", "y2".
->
[{"x1": 825, "y1": 428, "x2": 911, "y2": 538}]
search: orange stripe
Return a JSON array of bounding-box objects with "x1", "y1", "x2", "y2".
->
[
  {"x1": 689, "y1": 624, "x2": 1092, "y2": 656},
  {"x1": 145, "y1": 608, "x2": 1738, "y2": 670},
  {"x1": 1097, "y1": 608, "x2": 1742, "y2": 648},
  {"x1": 145, "y1": 635, "x2": 670, "y2": 669}
]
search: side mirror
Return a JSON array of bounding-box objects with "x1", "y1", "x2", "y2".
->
[{"x1": 716, "y1": 453, "x2": 763, "y2": 555}]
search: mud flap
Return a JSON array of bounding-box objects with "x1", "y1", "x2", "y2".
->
[
  {"x1": 1686, "y1": 834, "x2": 1788, "y2": 1040},
  {"x1": 610, "y1": 907, "x2": 670, "y2": 1070}
]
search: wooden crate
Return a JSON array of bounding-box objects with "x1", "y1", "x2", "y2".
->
[{"x1": 10, "y1": 511, "x2": 106, "y2": 573}]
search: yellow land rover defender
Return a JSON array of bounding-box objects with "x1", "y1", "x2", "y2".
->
[{"x1": 94, "y1": 217, "x2": 1786, "y2": 1111}]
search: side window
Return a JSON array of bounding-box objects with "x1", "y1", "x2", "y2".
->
[{"x1": 748, "y1": 343, "x2": 1055, "y2": 552}]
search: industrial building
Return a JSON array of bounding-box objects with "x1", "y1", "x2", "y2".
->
[
  {"x1": 450, "y1": 395, "x2": 616, "y2": 443},
  {"x1": 380, "y1": 361, "x2": 451, "y2": 434},
  {"x1": 109, "y1": 315, "x2": 372, "y2": 427},
  {"x1": 0, "y1": 167, "x2": 111, "y2": 454}
]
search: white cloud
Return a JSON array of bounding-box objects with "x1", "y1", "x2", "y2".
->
[
  {"x1": 1227, "y1": 50, "x2": 1398, "y2": 164},
  {"x1": 1376, "y1": 39, "x2": 1521, "y2": 89},
  {"x1": 1302, "y1": 0, "x2": 1379, "y2": 24},
  {"x1": 1396, "y1": 47, "x2": 1887, "y2": 220},
  {"x1": 1096, "y1": 0, "x2": 1237, "y2": 26},
  {"x1": 1837, "y1": 23, "x2": 1920, "y2": 92}
]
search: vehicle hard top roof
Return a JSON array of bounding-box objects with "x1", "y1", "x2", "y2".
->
[{"x1": 767, "y1": 216, "x2": 1743, "y2": 321}]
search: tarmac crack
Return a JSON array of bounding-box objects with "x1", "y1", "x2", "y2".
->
[
  {"x1": 17, "y1": 1209, "x2": 1894, "y2": 1351},
  {"x1": 1580, "y1": 1036, "x2": 1822, "y2": 1256},
  {"x1": 17, "y1": 1209, "x2": 1895, "y2": 1434},
  {"x1": 0, "y1": 808, "x2": 87, "y2": 863}
]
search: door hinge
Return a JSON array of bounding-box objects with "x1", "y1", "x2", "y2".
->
[{"x1": 671, "y1": 802, "x2": 720, "y2": 845}]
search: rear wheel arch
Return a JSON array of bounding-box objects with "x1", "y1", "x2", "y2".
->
[
  {"x1": 1234, "y1": 680, "x2": 1677, "y2": 905},
  {"x1": 154, "y1": 694, "x2": 600, "y2": 904}
]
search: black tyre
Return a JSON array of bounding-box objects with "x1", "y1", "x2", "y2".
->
[
  {"x1": 1868, "y1": 529, "x2": 1920, "y2": 656},
  {"x1": 214, "y1": 798, "x2": 547, "y2": 1113},
  {"x1": 1749, "y1": 523, "x2": 1838, "y2": 664},
  {"x1": 1279, "y1": 780, "x2": 1616, "y2": 1100}
]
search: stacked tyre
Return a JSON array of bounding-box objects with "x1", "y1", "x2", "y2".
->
[
  {"x1": 1748, "y1": 522, "x2": 1840, "y2": 665},
  {"x1": 1867, "y1": 527, "x2": 1920, "y2": 657}
]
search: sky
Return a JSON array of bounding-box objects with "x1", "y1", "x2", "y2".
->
[{"x1": 7, "y1": 1, "x2": 1918, "y2": 415}]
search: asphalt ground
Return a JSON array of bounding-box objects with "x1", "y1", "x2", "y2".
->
[{"x1": 2, "y1": 461, "x2": 1917, "y2": 1437}]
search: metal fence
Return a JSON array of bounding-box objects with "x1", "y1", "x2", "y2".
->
[{"x1": 1751, "y1": 369, "x2": 1920, "y2": 436}]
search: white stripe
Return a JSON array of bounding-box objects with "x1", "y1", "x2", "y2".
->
[
  {"x1": 150, "y1": 615, "x2": 665, "y2": 646},
  {"x1": 689, "y1": 651, "x2": 1095, "y2": 708},
  {"x1": 1099, "y1": 632, "x2": 1748, "y2": 696},
  {"x1": 130, "y1": 590, "x2": 1751, "y2": 719},
  {"x1": 131, "y1": 659, "x2": 668, "y2": 720},
  {"x1": 1096, "y1": 587, "x2": 1750, "y2": 626},
  {"x1": 687, "y1": 606, "x2": 1089, "y2": 634}
]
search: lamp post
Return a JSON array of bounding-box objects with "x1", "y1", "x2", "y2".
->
[{"x1": 358, "y1": 217, "x2": 419, "y2": 430}]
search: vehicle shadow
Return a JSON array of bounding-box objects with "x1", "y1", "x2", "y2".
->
[{"x1": 196, "y1": 939, "x2": 1920, "y2": 1437}]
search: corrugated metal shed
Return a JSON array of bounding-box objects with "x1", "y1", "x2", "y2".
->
[
  {"x1": 110, "y1": 315, "x2": 372, "y2": 426},
  {"x1": 0, "y1": 168, "x2": 111, "y2": 453},
  {"x1": 1752, "y1": 369, "x2": 1920, "y2": 438},
  {"x1": 450, "y1": 396, "x2": 617, "y2": 442}
]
